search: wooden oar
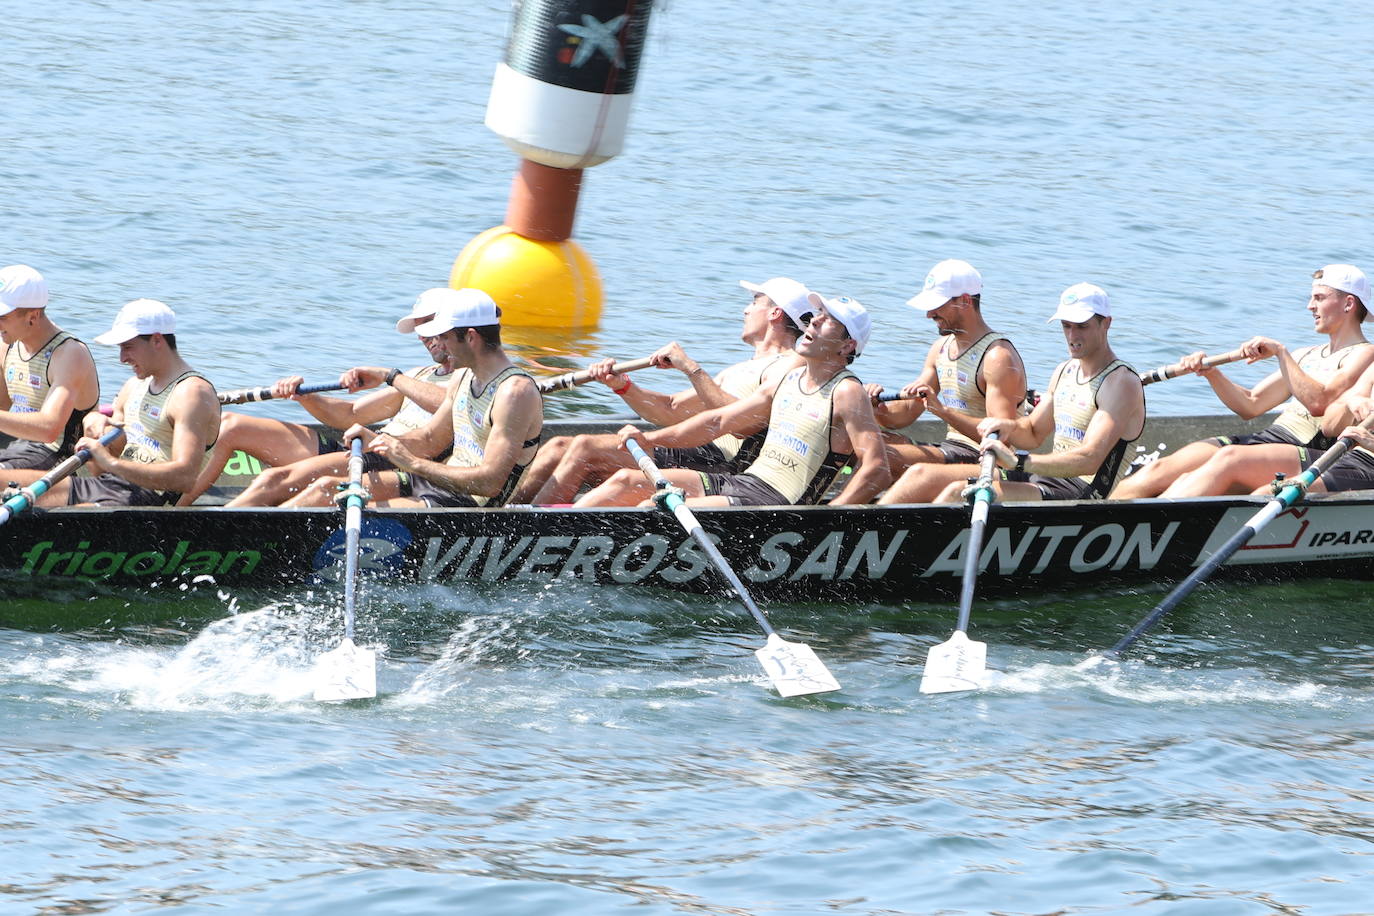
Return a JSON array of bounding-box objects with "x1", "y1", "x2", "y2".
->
[
  {"x1": 0, "y1": 427, "x2": 123, "y2": 526},
  {"x1": 538, "y1": 356, "x2": 654, "y2": 393},
  {"x1": 1138, "y1": 348, "x2": 1245, "y2": 385},
  {"x1": 624, "y1": 438, "x2": 840, "y2": 697},
  {"x1": 1089, "y1": 413, "x2": 1374, "y2": 663},
  {"x1": 920, "y1": 433, "x2": 999, "y2": 694},
  {"x1": 218, "y1": 381, "x2": 347, "y2": 405},
  {"x1": 312, "y1": 438, "x2": 377, "y2": 701}
]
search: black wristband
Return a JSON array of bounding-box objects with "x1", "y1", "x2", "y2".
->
[
  {"x1": 384, "y1": 368, "x2": 400, "y2": 386},
  {"x1": 1014, "y1": 450, "x2": 1030, "y2": 474}
]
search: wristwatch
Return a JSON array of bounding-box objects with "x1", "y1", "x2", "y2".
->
[{"x1": 1014, "y1": 450, "x2": 1030, "y2": 474}]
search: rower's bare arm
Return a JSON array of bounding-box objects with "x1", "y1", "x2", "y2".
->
[
  {"x1": 390, "y1": 385, "x2": 458, "y2": 458},
  {"x1": 1281, "y1": 341, "x2": 1374, "y2": 419},
  {"x1": 979, "y1": 371, "x2": 1054, "y2": 450},
  {"x1": 653, "y1": 343, "x2": 734, "y2": 412},
  {"x1": 93, "y1": 379, "x2": 219, "y2": 494},
  {"x1": 1023, "y1": 368, "x2": 1143, "y2": 479},
  {"x1": 1321, "y1": 363, "x2": 1374, "y2": 435},
  {"x1": 0, "y1": 344, "x2": 10, "y2": 411},
  {"x1": 400, "y1": 376, "x2": 542, "y2": 498},
  {"x1": 643, "y1": 386, "x2": 772, "y2": 451},
  {"x1": 829, "y1": 381, "x2": 892, "y2": 505},
  {"x1": 874, "y1": 339, "x2": 940, "y2": 428},
  {"x1": 981, "y1": 342, "x2": 1028, "y2": 421},
  {"x1": 344, "y1": 366, "x2": 449, "y2": 415},
  {"x1": 0, "y1": 341, "x2": 98, "y2": 442}
]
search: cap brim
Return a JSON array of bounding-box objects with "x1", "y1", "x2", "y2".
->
[
  {"x1": 412, "y1": 316, "x2": 451, "y2": 337},
  {"x1": 94, "y1": 327, "x2": 139, "y2": 345},
  {"x1": 1046, "y1": 307, "x2": 1096, "y2": 324},
  {"x1": 907, "y1": 289, "x2": 949, "y2": 311}
]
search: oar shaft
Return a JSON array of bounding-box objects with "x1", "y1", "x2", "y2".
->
[
  {"x1": 955, "y1": 433, "x2": 1000, "y2": 634},
  {"x1": 625, "y1": 438, "x2": 777, "y2": 637},
  {"x1": 342, "y1": 438, "x2": 365, "y2": 641},
  {"x1": 1139, "y1": 349, "x2": 1246, "y2": 385},
  {"x1": 218, "y1": 381, "x2": 347, "y2": 405},
  {"x1": 538, "y1": 356, "x2": 655, "y2": 393},
  {"x1": 0, "y1": 426, "x2": 123, "y2": 526},
  {"x1": 1105, "y1": 413, "x2": 1374, "y2": 656}
]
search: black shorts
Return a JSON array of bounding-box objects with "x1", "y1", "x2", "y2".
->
[
  {"x1": 697, "y1": 471, "x2": 790, "y2": 507},
  {"x1": 1208, "y1": 426, "x2": 1307, "y2": 448},
  {"x1": 0, "y1": 440, "x2": 63, "y2": 471},
  {"x1": 1001, "y1": 469, "x2": 1096, "y2": 501},
  {"x1": 395, "y1": 472, "x2": 479, "y2": 508},
  {"x1": 654, "y1": 443, "x2": 734, "y2": 474},
  {"x1": 69, "y1": 474, "x2": 179, "y2": 507},
  {"x1": 1314, "y1": 448, "x2": 1374, "y2": 492}
]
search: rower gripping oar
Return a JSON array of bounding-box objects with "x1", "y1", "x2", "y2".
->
[
  {"x1": 1090, "y1": 413, "x2": 1374, "y2": 663},
  {"x1": 624, "y1": 438, "x2": 840, "y2": 697},
  {"x1": 0, "y1": 426, "x2": 125, "y2": 526},
  {"x1": 218, "y1": 381, "x2": 347, "y2": 405},
  {"x1": 313, "y1": 438, "x2": 377, "y2": 701},
  {"x1": 920, "y1": 433, "x2": 999, "y2": 694},
  {"x1": 538, "y1": 356, "x2": 654, "y2": 393},
  {"x1": 1138, "y1": 348, "x2": 1245, "y2": 385}
]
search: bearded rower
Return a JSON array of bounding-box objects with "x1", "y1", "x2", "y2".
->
[
  {"x1": 0, "y1": 265, "x2": 100, "y2": 470},
  {"x1": 511, "y1": 277, "x2": 810, "y2": 505},
  {"x1": 183, "y1": 288, "x2": 457, "y2": 506},
  {"x1": 287, "y1": 288, "x2": 543, "y2": 508},
  {"x1": 580, "y1": 294, "x2": 889, "y2": 507}
]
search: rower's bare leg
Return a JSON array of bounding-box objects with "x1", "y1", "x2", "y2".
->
[
  {"x1": 933, "y1": 477, "x2": 1042, "y2": 503},
  {"x1": 1161, "y1": 444, "x2": 1302, "y2": 498},
  {"x1": 2, "y1": 469, "x2": 72, "y2": 506},
  {"x1": 576, "y1": 468, "x2": 660, "y2": 507},
  {"x1": 1109, "y1": 440, "x2": 1220, "y2": 499},
  {"x1": 230, "y1": 451, "x2": 358, "y2": 507},
  {"x1": 878, "y1": 462, "x2": 979, "y2": 505},
  {"x1": 283, "y1": 470, "x2": 405, "y2": 507},
  {"x1": 182, "y1": 414, "x2": 323, "y2": 506},
  {"x1": 509, "y1": 435, "x2": 570, "y2": 503},
  {"x1": 532, "y1": 433, "x2": 636, "y2": 505},
  {"x1": 883, "y1": 438, "x2": 947, "y2": 479}
]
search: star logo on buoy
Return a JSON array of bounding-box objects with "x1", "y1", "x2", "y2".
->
[{"x1": 557, "y1": 14, "x2": 627, "y2": 68}]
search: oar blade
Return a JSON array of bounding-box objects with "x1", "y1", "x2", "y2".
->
[
  {"x1": 755, "y1": 633, "x2": 841, "y2": 697},
  {"x1": 313, "y1": 637, "x2": 377, "y2": 702},
  {"x1": 919, "y1": 630, "x2": 988, "y2": 695}
]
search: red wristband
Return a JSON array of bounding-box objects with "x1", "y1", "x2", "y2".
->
[{"x1": 610, "y1": 378, "x2": 633, "y2": 396}]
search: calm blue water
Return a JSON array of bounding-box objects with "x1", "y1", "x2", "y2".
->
[{"x1": 6, "y1": 0, "x2": 1374, "y2": 912}]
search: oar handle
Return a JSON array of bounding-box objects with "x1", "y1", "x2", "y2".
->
[
  {"x1": 0, "y1": 426, "x2": 124, "y2": 525},
  {"x1": 624, "y1": 437, "x2": 777, "y2": 638},
  {"x1": 217, "y1": 381, "x2": 348, "y2": 404},
  {"x1": 1103, "y1": 411, "x2": 1374, "y2": 658},
  {"x1": 538, "y1": 356, "x2": 655, "y2": 393},
  {"x1": 1139, "y1": 348, "x2": 1246, "y2": 385}
]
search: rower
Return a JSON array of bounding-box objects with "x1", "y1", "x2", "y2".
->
[
  {"x1": 0, "y1": 265, "x2": 100, "y2": 469},
  {"x1": 1112, "y1": 264, "x2": 1374, "y2": 499},
  {"x1": 893, "y1": 283, "x2": 1145, "y2": 504},
  {"x1": 288, "y1": 288, "x2": 543, "y2": 508},
  {"x1": 185, "y1": 288, "x2": 457, "y2": 505},
  {"x1": 579, "y1": 294, "x2": 890, "y2": 507},
  {"x1": 871, "y1": 259, "x2": 1028, "y2": 484},
  {"x1": 510, "y1": 277, "x2": 811, "y2": 505},
  {"x1": 4, "y1": 299, "x2": 220, "y2": 506}
]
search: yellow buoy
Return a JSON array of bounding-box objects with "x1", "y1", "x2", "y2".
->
[{"x1": 450, "y1": 226, "x2": 603, "y2": 329}]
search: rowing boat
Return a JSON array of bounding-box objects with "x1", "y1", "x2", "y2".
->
[{"x1": 5, "y1": 414, "x2": 1373, "y2": 606}]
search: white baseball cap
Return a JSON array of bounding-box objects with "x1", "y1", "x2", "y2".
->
[
  {"x1": 906, "y1": 259, "x2": 982, "y2": 311},
  {"x1": 740, "y1": 277, "x2": 814, "y2": 328},
  {"x1": 1314, "y1": 264, "x2": 1371, "y2": 312},
  {"x1": 413, "y1": 288, "x2": 500, "y2": 337},
  {"x1": 0, "y1": 265, "x2": 49, "y2": 314},
  {"x1": 1047, "y1": 283, "x2": 1112, "y2": 323},
  {"x1": 94, "y1": 299, "x2": 177, "y2": 345},
  {"x1": 806, "y1": 292, "x2": 872, "y2": 356},
  {"x1": 396, "y1": 287, "x2": 461, "y2": 334}
]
